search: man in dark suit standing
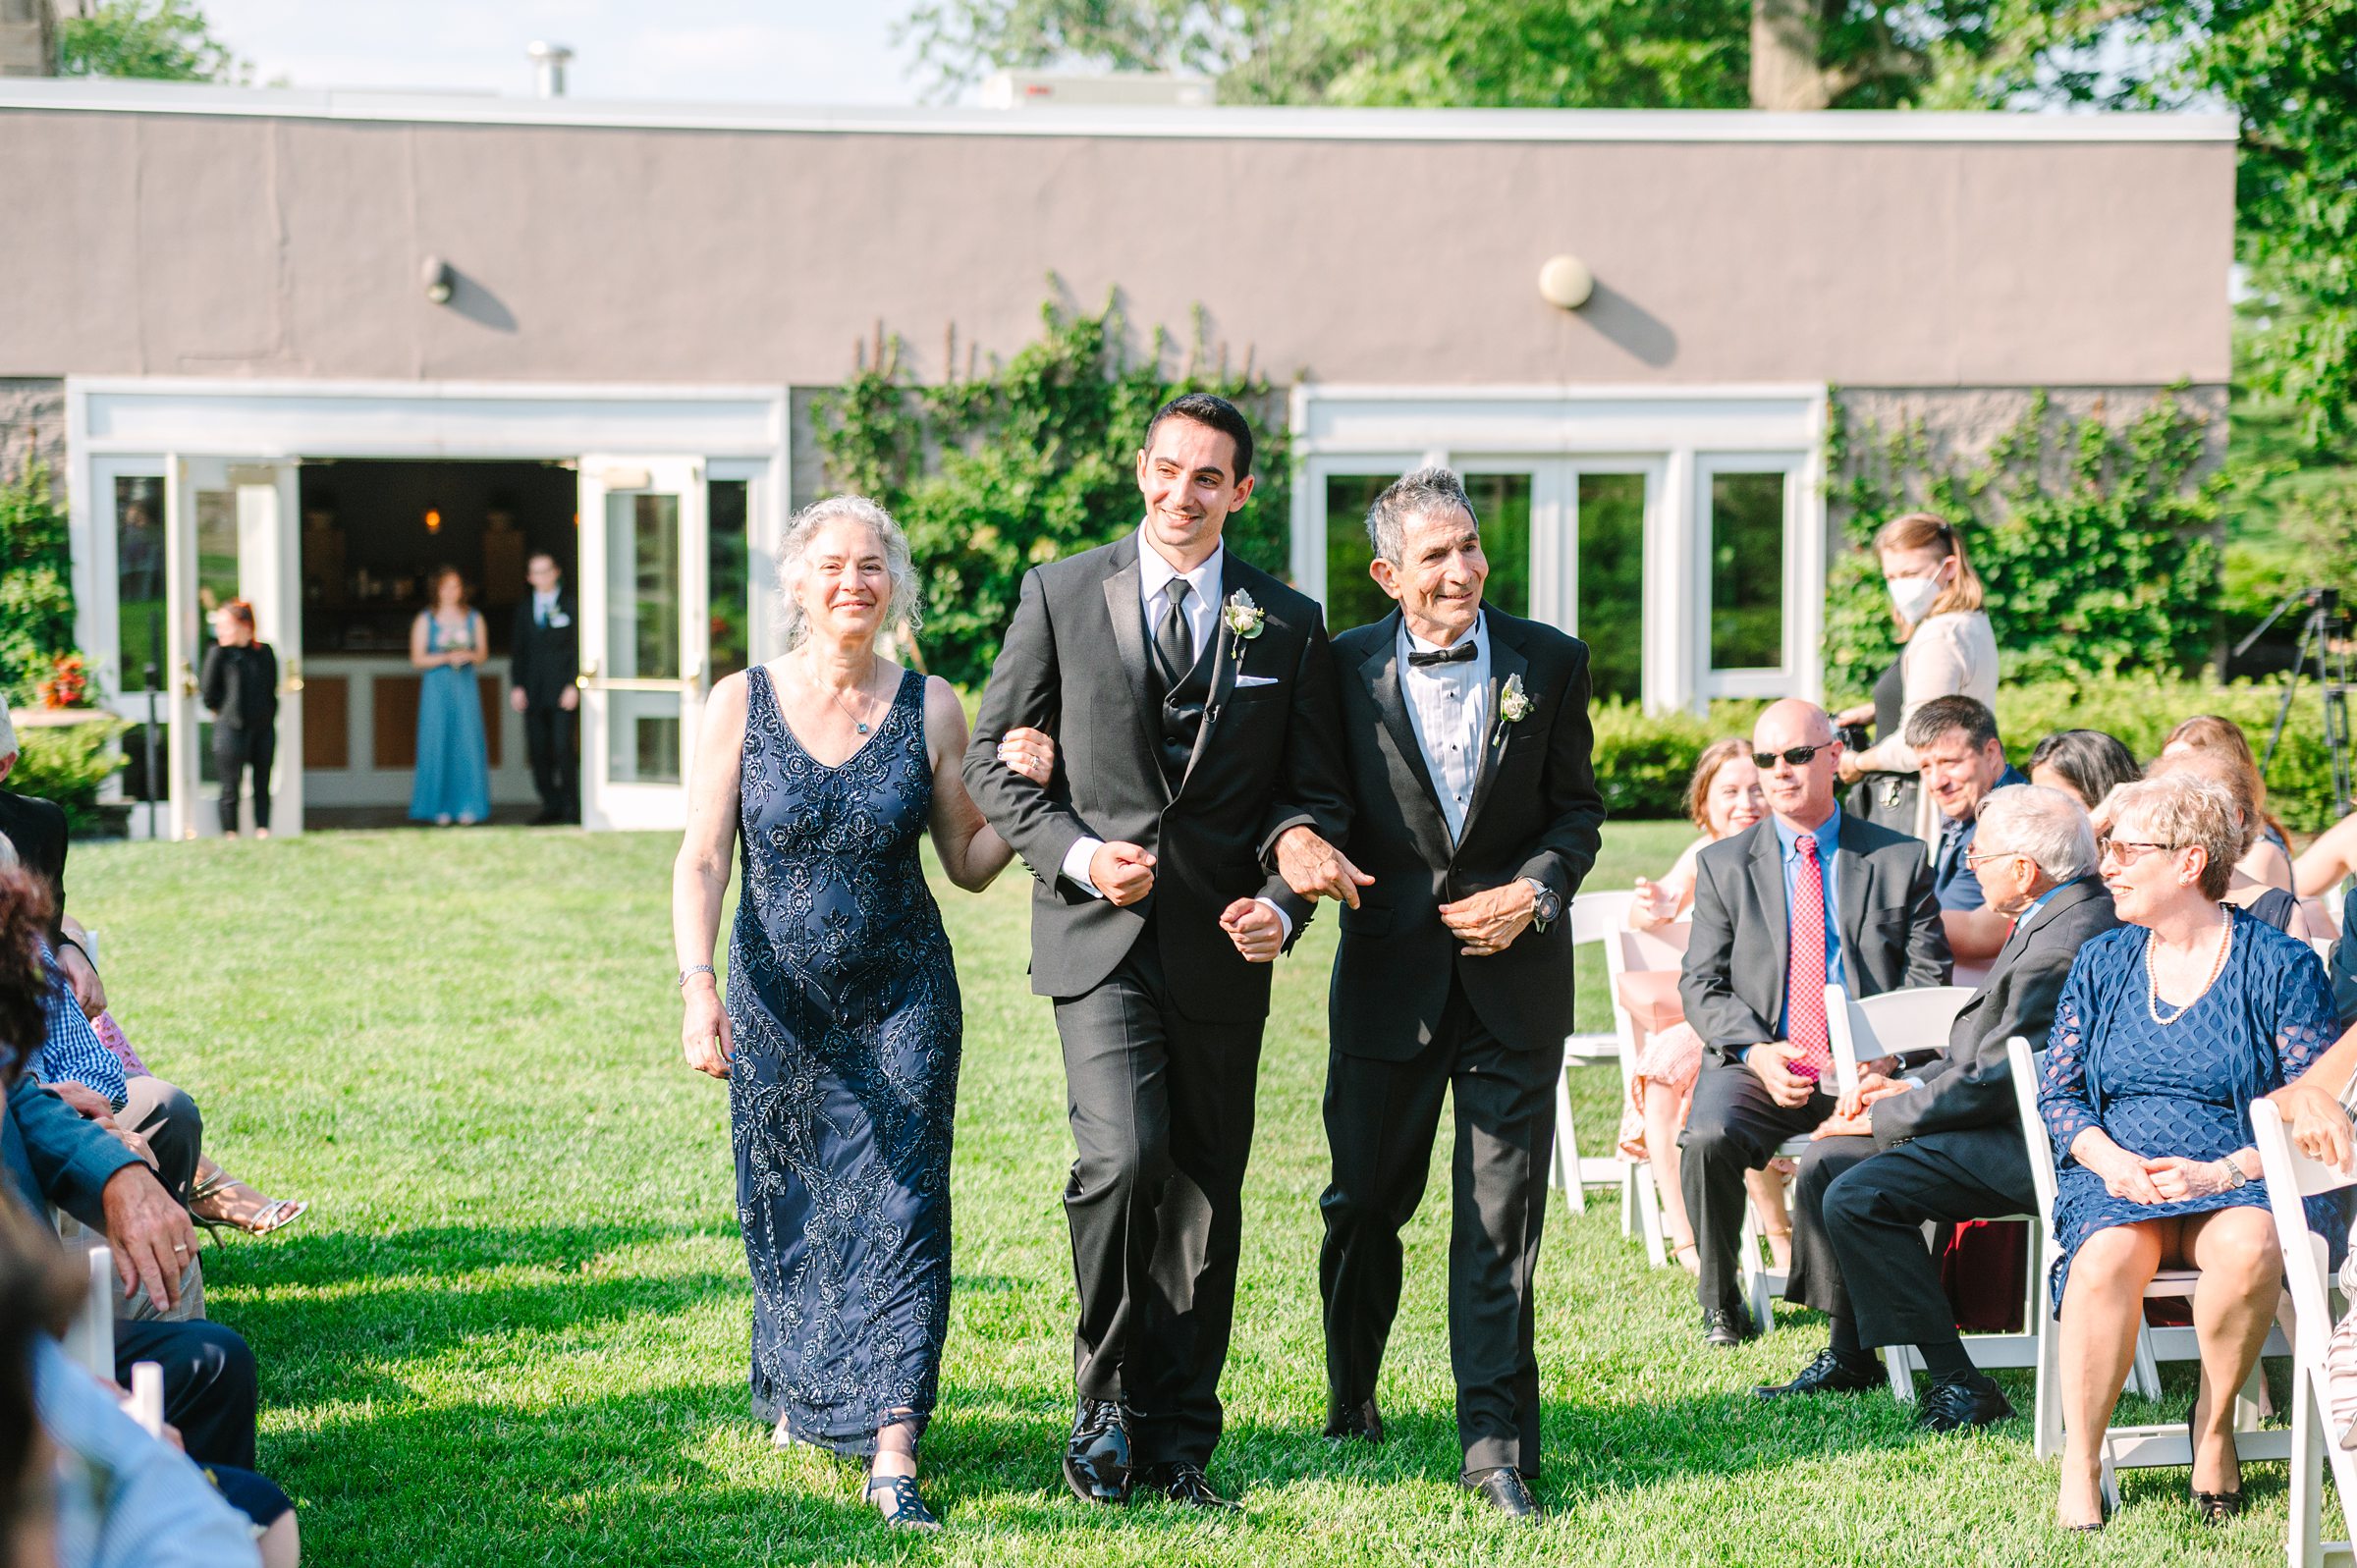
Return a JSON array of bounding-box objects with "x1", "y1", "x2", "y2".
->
[
  {"x1": 1302, "y1": 467, "x2": 1604, "y2": 1520},
  {"x1": 1760, "y1": 784, "x2": 2117, "y2": 1428},
  {"x1": 963, "y1": 394, "x2": 1353, "y2": 1509},
  {"x1": 1678, "y1": 699, "x2": 1950, "y2": 1346},
  {"x1": 508, "y1": 552, "x2": 579, "y2": 825}
]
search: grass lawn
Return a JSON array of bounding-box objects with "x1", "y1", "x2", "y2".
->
[{"x1": 70, "y1": 821, "x2": 2305, "y2": 1565}]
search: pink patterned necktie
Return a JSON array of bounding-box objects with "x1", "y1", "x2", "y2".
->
[{"x1": 1785, "y1": 835, "x2": 1833, "y2": 1081}]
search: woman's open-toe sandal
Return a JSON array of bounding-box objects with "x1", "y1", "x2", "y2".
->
[
  {"x1": 866, "y1": 1471, "x2": 942, "y2": 1532},
  {"x1": 189, "y1": 1172, "x2": 309, "y2": 1238}
]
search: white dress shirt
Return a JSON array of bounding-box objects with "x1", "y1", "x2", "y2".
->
[
  {"x1": 1059, "y1": 529, "x2": 1289, "y2": 936},
  {"x1": 531, "y1": 587, "x2": 562, "y2": 626},
  {"x1": 1398, "y1": 613, "x2": 1490, "y2": 843}
]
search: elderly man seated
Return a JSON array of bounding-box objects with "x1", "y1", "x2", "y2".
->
[
  {"x1": 1756, "y1": 784, "x2": 2118, "y2": 1428},
  {"x1": 1907, "y1": 695, "x2": 2028, "y2": 967},
  {"x1": 1676, "y1": 699, "x2": 1950, "y2": 1346}
]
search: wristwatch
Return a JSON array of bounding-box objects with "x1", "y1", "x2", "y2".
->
[
  {"x1": 679, "y1": 964, "x2": 716, "y2": 989},
  {"x1": 1523, "y1": 878, "x2": 1562, "y2": 933},
  {"x1": 2220, "y1": 1154, "x2": 2250, "y2": 1190}
]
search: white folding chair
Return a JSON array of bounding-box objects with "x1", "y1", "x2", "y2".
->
[
  {"x1": 2251, "y1": 1097, "x2": 2357, "y2": 1568},
  {"x1": 1552, "y1": 890, "x2": 1639, "y2": 1216},
  {"x1": 2006, "y1": 1036, "x2": 2285, "y2": 1485},
  {"x1": 1738, "y1": 984, "x2": 1973, "y2": 1330},
  {"x1": 58, "y1": 1244, "x2": 115, "y2": 1381},
  {"x1": 1604, "y1": 918, "x2": 1692, "y2": 1267}
]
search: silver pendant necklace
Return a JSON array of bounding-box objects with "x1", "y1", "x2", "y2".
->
[
  {"x1": 809, "y1": 650, "x2": 879, "y2": 734},
  {"x1": 2146, "y1": 903, "x2": 2231, "y2": 1026}
]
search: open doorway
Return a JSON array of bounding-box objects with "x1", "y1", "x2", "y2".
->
[{"x1": 294, "y1": 459, "x2": 577, "y2": 829}]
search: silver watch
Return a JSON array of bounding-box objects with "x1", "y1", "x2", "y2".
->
[
  {"x1": 2220, "y1": 1155, "x2": 2250, "y2": 1190},
  {"x1": 679, "y1": 964, "x2": 716, "y2": 989}
]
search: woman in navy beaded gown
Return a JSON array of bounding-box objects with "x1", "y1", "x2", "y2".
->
[
  {"x1": 671, "y1": 496, "x2": 1054, "y2": 1531},
  {"x1": 2038, "y1": 772, "x2": 2338, "y2": 1534}
]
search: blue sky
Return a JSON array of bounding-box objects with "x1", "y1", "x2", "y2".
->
[{"x1": 201, "y1": 1, "x2": 935, "y2": 103}]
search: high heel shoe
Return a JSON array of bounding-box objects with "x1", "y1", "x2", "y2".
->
[
  {"x1": 2061, "y1": 1494, "x2": 2113, "y2": 1534},
  {"x1": 864, "y1": 1468, "x2": 942, "y2": 1532},
  {"x1": 2186, "y1": 1395, "x2": 2246, "y2": 1524},
  {"x1": 188, "y1": 1172, "x2": 308, "y2": 1238}
]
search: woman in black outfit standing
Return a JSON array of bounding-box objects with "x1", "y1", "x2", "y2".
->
[{"x1": 199, "y1": 600, "x2": 279, "y2": 838}]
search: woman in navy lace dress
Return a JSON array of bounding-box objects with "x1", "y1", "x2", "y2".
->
[
  {"x1": 2039, "y1": 773, "x2": 2337, "y2": 1534},
  {"x1": 671, "y1": 495, "x2": 1052, "y2": 1530}
]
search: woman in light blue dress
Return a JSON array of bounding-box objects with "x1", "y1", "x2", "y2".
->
[{"x1": 409, "y1": 566, "x2": 492, "y2": 826}]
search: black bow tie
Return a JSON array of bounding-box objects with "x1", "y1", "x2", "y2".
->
[{"x1": 1406, "y1": 640, "x2": 1478, "y2": 668}]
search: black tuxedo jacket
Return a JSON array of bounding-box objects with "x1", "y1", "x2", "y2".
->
[
  {"x1": 1679, "y1": 811, "x2": 1951, "y2": 1063},
  {"x1": 962, "y1": 531, "x2": 1351, "y2": 1021},
  {"x1": 0, "y1": 788, "x2": 67, "y2": 934},
  {"x1": 511, "y1": 591, "x2": 579, "y2": 709},
  {"x1": 1871, "y1": 873, "x2": 2119, "y2": 1154},
  {"x1": 1327, "y1": 609, "x2": 1606, "y2": 1059}
]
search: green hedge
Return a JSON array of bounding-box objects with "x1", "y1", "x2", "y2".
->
[
  {"x1": 1591, "y1": 679, "x2": 2350, "y2": 831},
  {"x1": 7, "y1": 715, "x2": 128, "y2": 838}
]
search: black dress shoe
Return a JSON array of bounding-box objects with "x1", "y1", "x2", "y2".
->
[
  {"x1": 1702, "y1": 1304, "x2": 1758, "y2": 1347},
  {"x1": 1755, "y1": 1347, "x2": 1883, "y2": 1400},
  {"x1": 1916, "y1": 1371, "x2": 2016, "y2": 1433},
  {"x1": 1138, "y1": 1461, "x2": 1240, "y2": 1510},
  {"x1": 1063, "y1": 1398, "x2": 1132, "y2": 1504},
  {"x1": 1464, "y1": 1467, "x2": 1540, "y2": 1521},
  {"x1": 1326, "y1": 1396, "x2": 1385, "y2": 1445}
]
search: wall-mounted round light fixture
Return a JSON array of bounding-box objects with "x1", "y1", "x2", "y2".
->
[
  {"x1": 1537, "y1": 253, "x2": 1595, "y2": 310},
  {"x1": 421, "y1": 256, "x2": 455, "y2": 304},
  {"x1": 424, "y1": 508, "x2": 443, "y2": 535}
]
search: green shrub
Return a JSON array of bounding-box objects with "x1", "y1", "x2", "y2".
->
[
  {"x1": 9, "y1": 715, "x2": 129, "y2": 837},
  {"x1": 1587, "y1": 679, "x2": 2351, "y2": 832},
  {"x1": 0, "y1": 462, "x2": 78, "y2": 706}
]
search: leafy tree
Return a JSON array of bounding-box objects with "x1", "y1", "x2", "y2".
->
[
  {"x1": 818, "y1": 293, "x2": 1290, "y2": 687},
  {"x1": 57, "y1": 0, "x2": 246, "y2": 82},
  {"x1": 0, "y1": 461, "x2": 80, "y2": 705}
]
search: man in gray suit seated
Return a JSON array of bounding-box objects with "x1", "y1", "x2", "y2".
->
[
  {"x1": 1759, "y1": 784, "x2": 2118, "y2": 1429},
  {"x1": 1677, "y1": 699, "x2": 1950, "y2": 1347}
]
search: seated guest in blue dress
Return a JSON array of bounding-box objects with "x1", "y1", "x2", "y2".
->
[
  {"x1": 2038, "y1": 772, "x2": 2339, "y2": 1534},
  {"x1": 408, "y1": 567, "x2": 493, "y2": 828},
  {"x1": 1903, "y1": 695, "x2": 2025, "y2": 968}
]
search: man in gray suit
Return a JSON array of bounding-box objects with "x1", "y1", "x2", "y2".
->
[
  {"x1": 1677, "y1": 698, "x2": 1950, "y2": 1346},
  {"x1": 1760, "y1": 784, "x2": 2118, "y2": 1428}
]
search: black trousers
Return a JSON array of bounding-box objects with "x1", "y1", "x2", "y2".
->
[
  {"x1": 1679, "y1": 1057, "x2": 1834, "y2": 1316},
  {"x1": 522, "y1": 702, "x2": 577, "y2": 819},
  {"x1": 1791, "y1": 1133, "x2": 2035, "y2": 1349},
  {"x1": 1319, "y1": 980, "x2": 1562, "y2": 1479},
  {"x1": 1052, "y1": 928, "x2": 1262, "y2": 1467},
  {"x1": 118, "y1": 1075, "x2": 202, "y2": 1203},
  {"x1": 115, "y1": 1318, "x2": 256, "y2": 1469},
  {"x1": 212, "y1": 726, "x2": 273, "y2": 835}
]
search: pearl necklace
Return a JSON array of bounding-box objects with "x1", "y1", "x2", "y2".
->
[{"x1": 2146, "y1": 903, "x2": 2232, "y2": 1026}]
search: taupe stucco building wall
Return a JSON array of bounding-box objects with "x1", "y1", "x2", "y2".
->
[{"x1": 0, "y1": 86, "x2": 2234, "y2": 398}]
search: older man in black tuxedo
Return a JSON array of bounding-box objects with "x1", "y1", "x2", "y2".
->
[
  {"x1": 1758, "y1": 783, "x2": 2118, "y2": 1429},
  {"x1": 1677, "y1": 699, "x2": 1950, "y2": 1347},
  {"x1": 963, "y1": 394, "x2": 1353, "y2": 1510},
  {"x1": 1292, "y1": 466, "x2": 1605, "y2": 1521}
]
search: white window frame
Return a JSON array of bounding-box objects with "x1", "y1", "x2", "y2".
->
[{"x1": 1289, "y1": 384, "x2": 1826, "y2": 713}]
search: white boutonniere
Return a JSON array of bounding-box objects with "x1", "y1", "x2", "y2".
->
[
  {"x1": 1498, "y1": 673, "x2": 1532, "y2": 725},
  {"x1": 1222, "y1": 588, "x2": 1266, "y2": 640}
]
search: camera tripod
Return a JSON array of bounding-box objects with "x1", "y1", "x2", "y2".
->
[{"x1": 2235, "y1": 586, "x2": 2354, "y2": 820}]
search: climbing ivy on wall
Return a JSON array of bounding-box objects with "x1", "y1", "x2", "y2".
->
[
  {"x1": 815, "y1": 292, "x2": 1291, "y2": 689},
  {"x1": 1824, "y1": 387, "x2": 2226, "y2": 700}
]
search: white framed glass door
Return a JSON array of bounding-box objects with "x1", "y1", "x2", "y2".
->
[
  {"x1": 577, "y1": 456, "x2": 707, "y2": 832},
  {"x1": 164, "y1": 458, "x2": 302, "y2": 838}
]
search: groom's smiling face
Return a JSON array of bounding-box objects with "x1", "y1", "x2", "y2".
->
[{"x1": 1136, "y1": 417, "x2": 1253, "y2": 569}]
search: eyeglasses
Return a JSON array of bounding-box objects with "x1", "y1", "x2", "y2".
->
[
  {"x1": 1964, "y1": 847, "x2": 2027, "y2": 872},
  {"x1": 2097, "y1": 838, "x2": 2179, "y2": 868},
  {"x1": 1753, "y1": 744, "x2": 1833, "y2": 769}
]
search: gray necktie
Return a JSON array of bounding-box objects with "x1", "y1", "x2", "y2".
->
[{"x1": 1156, "y1": 579, "x2": 1195, "y2": 683}]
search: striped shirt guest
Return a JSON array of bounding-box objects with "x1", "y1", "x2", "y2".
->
[{"x1": 37, "y1": 944, "x2": 126, "y2": 1111}]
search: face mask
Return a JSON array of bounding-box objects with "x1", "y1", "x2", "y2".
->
[{"x1": 1887, "y1": 573, "x2": 1944, "y2": 623}]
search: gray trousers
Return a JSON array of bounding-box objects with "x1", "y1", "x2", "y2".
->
[{"x1": 119, "y1": 1074, "x2": 203, "y2": 1203}]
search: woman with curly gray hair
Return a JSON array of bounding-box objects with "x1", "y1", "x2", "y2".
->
[{"x1": 669, "y1": 494, "x2": 1050, "y2": 1531}]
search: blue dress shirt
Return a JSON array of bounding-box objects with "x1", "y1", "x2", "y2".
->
[
  {"x1": 1772, "y1": 808, "x2": 1845, "y2": 1039},
  {"x1": 37, "y1": 945, "x2": 126, "y2": 1110}
]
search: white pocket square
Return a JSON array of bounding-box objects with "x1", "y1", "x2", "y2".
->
[{"x1": 1233, "y1": 675, "x2": 1281, "y2": 687}]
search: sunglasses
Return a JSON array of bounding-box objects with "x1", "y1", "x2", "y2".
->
[{"x1": 1753, "y1": 743, "x2": 1833, "y2": 769}]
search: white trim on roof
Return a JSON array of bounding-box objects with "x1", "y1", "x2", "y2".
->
[{"x1": 0, "y1": 78, "x2": 2239, "y2": 143}]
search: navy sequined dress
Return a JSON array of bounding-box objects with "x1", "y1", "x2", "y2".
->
[
  {"x1": 2038, "y1": 906, "x2": 2337, "y2": 1310},
  {"x1": 727, "y1": 665, "x2": 960, "y2": 1452}
]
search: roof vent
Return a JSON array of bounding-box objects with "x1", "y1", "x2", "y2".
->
[
  {"x1": 526, "y1": 40, "x2": 574, "y2": 99},
  {"x1": 979, "y1": 72, "x2": 1212, "y2": 109}
]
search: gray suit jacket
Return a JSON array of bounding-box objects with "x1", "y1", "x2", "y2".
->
[
  {"x1": 1871, "y1": 874, "x2": 2119, "y2": 1152},
  {"x1": 1678, "y1": 811, "x2": 1951, "y2": 1063}
]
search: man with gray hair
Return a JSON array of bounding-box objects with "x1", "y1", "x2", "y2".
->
[
  {"x1": 1298, "y1": 463, "x2": 1605, "y2": 1519},
  {"x1": 1758, "y1": 783, "x2": 2119, "y2": 1431}
]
